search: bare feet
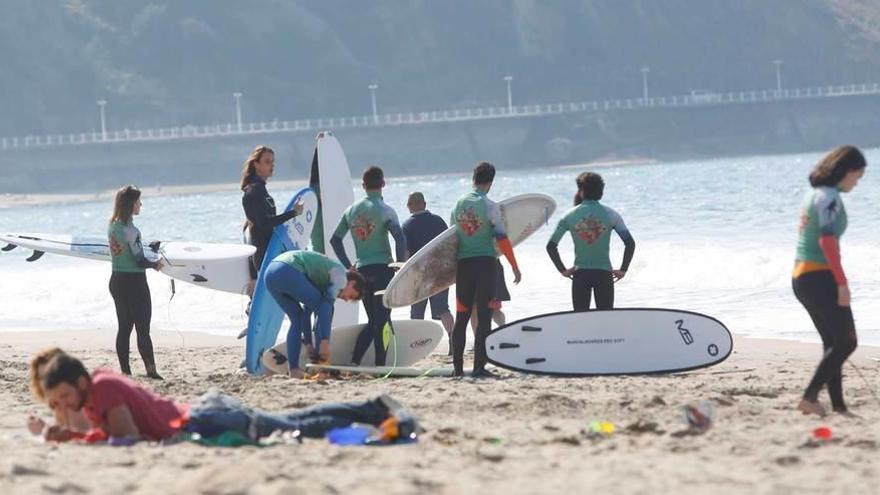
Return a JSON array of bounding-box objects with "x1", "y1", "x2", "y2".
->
[
  {"x1": 288, "y1": 368, "x2": 305, "y2": 379},
  {"x1": 797, "y1": 399, "x2": 826, "y2": 417}
]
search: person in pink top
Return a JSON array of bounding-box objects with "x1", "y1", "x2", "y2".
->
[{"x1": 38, "y1": 351, "x2": 419, "y2": 443}]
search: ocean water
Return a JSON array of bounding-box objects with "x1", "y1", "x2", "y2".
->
[{"x1": 1, "y1": 148, "x2": 879, "y2": 346}]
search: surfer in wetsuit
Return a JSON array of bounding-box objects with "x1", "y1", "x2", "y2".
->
[
  {"x1": 402, "y1": 192, "x2": 455, "y2": 354},
  {"x1": 331, "y1": 166, "x2": 407, "y2": 366},
  {"x1": 546, "y1": 172, "x2": 635, "y2": 311},
  {"x1": 107, "y1": 186, "x2": 164, "y2": 379},
  {"x1": 792, "y1": 145, "x2": 866, "y2": 417},
  {"x1": 469, "y1": 259, "x2": 509, "y2": 335},
  {"x1": 240, "y1": 145, "x2": 304, "y2": 297},
  {"x1": 264, "y1": 250, "x2": 366, "y2": 377},
  {"x1": 450, "y1": 161, "x2": 521, "y2": 378}
]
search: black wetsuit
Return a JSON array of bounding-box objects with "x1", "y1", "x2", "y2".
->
[{"x1": 241, "y1": 174, "x2": 300, "y2": 278}]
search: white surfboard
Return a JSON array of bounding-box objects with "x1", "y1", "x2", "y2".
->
[
  {"x1": 382, "y1": 193, "x2": 557, "y2": 308},
  {"x1": 305, "y1": 363, "x2": 458, "y2": 377},
  {"x1": 486, "y1": 309, "x2": 733, "y2": 376},
  {"x1": 0, "y1": 233, "x2": 255, "y2": 294},
  {"x1": 261, "y1": 319, "x2": 443, "y2": 374},
  {"x1": 310, "y1": 131, "x2": 358, "y2": 327}
]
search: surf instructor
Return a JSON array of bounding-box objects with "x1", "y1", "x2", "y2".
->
[
  {"x1": 264, "y1": 250, "x2": 366, "y2": 378},
  {"x1": 450, "y1": 161, "x2": 521, "y2": 378},
  {"x1": 331, "y1": 166, "x2": 407, "y2": 367},
  {"x1": 546, "y1": 172, "x2": 635, "y2": 311},
  {"x1": 108, "y1": 186, "x2": 164, "y2": 380},
  {"x1": 793, "y1": 145, "x2": 865, "y2": 417},
  {"x1": 240, "y1": 145, "x2": 304, "y2": 297}
]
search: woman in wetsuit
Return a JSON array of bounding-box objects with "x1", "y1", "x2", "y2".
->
[
  {"x1": 546, "y1": 172, "x2": 635, "y2": 311},
  {"x1": 240, "y1": 145, "x2": 303, "y2": 296},
  {"x1": 108, "y1": 186, "x2": 163, "y2": 379},
  {"x1": 793, "y1": 145, "x2": 866, "y2": 417}
]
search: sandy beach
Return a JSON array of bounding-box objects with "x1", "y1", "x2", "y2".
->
[{"x1": 0, "y1": 329, "x2": 877, "y2": 495}]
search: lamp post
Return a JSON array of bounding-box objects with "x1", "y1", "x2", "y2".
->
[
  {"x1": 773, "y1": 60, "x2": 783, "y2": 94},
  {"x1": 233, "y1": 92, "x2": 243, "y2": 132},
  {"x1": 97, "y1": 100, "x2": 108, "y2": 141},
  {"x1": 641, "y1": 67, "x2": 650, "y2": 102},
  {"x1": 368, "y1": 84, "x2": 379, "y2": 123},
  {"x1": 504, "y1": 75, "x2": 514, "y2": 113}
]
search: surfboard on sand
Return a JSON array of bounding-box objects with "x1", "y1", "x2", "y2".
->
[
  {"x1": 382, "y1": 193, "x2": 557, "y2": 308},
  {"x1": 305, "y1": 363, "x2": 457, "y2": 378},
  {"x1": 244, "y1": 187, "x2": 319, "y2": 374},
  {"x1": 0, "y1": 233, "x2": 256, "y2": 294},
  {"x1": 261, "y1": 319, "x2": 443, "y2": 374},
  {"x1": 309, "y1": 131, "x2": 358, "y2": 328},
  {"x1": 486, "y1": 309, "x2": 733, "y2": 376}
]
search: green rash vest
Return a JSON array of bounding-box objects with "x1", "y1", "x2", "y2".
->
[
  {"x1": 451, "y1": 188, "x2": 508, "y2": 260},
  {"x1": 108, "y1": 220, "x2": 157, "y2": 273},
  {"x1": 549, "y1": 201, "x2": 631, "y2": 271},
  {"x1": 795, "y1": 186, "x2": 847, "y2": 264},
  {"x1": 272, "y1": 250, "x2": 347, "y2": 301},
  {"x1": 331, "y1": 192, "x2": 406, "y2": 268}
]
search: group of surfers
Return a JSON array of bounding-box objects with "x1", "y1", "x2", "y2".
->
[{"x1": 24, "y1": 142, "x2": 864, "y2": 445}]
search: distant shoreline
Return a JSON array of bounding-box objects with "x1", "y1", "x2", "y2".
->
[{"x1": 0, "y1": 157, "x2": 654, "y2": 210}]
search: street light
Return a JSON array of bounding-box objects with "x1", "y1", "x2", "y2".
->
[
  {"x1": 773, "y1": 60, "x2": 783, "y2": 93},
  {"x1": 641, "y1": 67, "x2": 650, "y2": 102},
  {"x1": 233, "y1": 92, "x2": 243, "y2": 132},
  {"x1": 97, "y1": 99, "x2": 108, "y2": 141},
  {"x1": 504, "y1": 76, "x2": 514, "y2": 113},
  {"x1": 368, "y1": 84, "x2": 379, "y2": 123}
]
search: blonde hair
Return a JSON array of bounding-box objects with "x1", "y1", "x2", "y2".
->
[
  {"x1": 240, "y1": 145, "x2": 274, "y2": 190},
  {"x1": 29, "y1": 347, "x2": 66, "y2": 402}
]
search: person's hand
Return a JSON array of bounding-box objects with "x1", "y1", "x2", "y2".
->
[
  {"x1": 27, "y1": 414, "x2": 46, "y2": 435},
  {"x1": 293, "y1": 199, "x2": 304, "y2": 216},
  {"x1": 154, "y1": 259, "x2": 164, "y2": 271},
  {"x1": 561, "y1": 267, "x2": 576, "y2": 279},
  {"x1": 838, "y1": 285, "x2": 851, "y2": 307},
  {"x1": 43, "y1": 425, "x2": 74, "y2": 442},
  {"x1": 612, "y1": 270, "x2": 626, "y2": 282},
  {"x1": 512, "y1": 266, "x2": 522, "y2": 285}
]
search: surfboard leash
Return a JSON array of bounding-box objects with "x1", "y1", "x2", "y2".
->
[{"x1": 848, "y1": 360, "x2": 880, "y2": 407}]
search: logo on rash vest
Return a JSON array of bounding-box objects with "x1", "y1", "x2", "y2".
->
[
  {"x1": 573, "y1": 216, "x2": 606, "y2": 245},
  {"x1": 109, "y1": 237, "x2": 125, "y2": 256},
  {"x1": 456, "y1": 207, "x2": 483, "y2": 236},
  {"x1": 350, "y1": 215, "x2": 376, "y2": 241}
]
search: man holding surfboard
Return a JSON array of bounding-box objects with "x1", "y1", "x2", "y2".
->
[
  {"x1": 331, "y1": 166, "x2": 407, "y2": 367},
  {"x1": 450, "y1": 162, "x2": 521, "y2": 378}
]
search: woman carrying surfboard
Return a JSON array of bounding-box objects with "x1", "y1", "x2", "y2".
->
[
  {"x1": 240, "y1": 145, "x2": 304, "y2": 296},
  {"x1": 792, "y1": 145, "x2": 866, "y2": 417},
  {"x1": 546, "y1": 172, "x2": 635, "y2": 311},
  {"x1": 264, "y1": 250, "x2": 366, "y2": 378},
  {"x1": 108, "y1": 186, "x2": 164, "y2": 379}
]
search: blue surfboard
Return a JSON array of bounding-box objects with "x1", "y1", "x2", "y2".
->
[{"x1": 245, "y1": 187, "x2": 318, "y2": 374}]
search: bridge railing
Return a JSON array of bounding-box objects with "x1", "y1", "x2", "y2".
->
[{"x1": 3, "y1": 82, "x2": 880, "y2": 151}]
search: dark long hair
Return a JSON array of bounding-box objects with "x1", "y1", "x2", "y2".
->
[
  {"x1": 809, "y1": 145, "x2": 866, "y2": 187},
  {"x1": 240, "y1": 145, "x2": 274, "y2": 190},
  {"x1": 109, "y1": 185, "x2": 141, "y2": 225},
  {"x1": 574, "y1": 172, "x2": 604, "y2": 205}
]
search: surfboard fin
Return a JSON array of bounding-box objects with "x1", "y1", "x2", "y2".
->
[
  {"x1": 499, "y1": 343, "x2": 520, "y2": 349},
  {"x1": 1, "y1": 243, "x2": 16, "y2": 252},
  {"x1": 190, "y1": 274, "x2": 208, "y2": 283},
  {"x1": 26, "y1": 250, "x2": 45, "y2": 262},
  {"x1": 525, "y1": 358, "x2": 546, "y2": 364},
  {"x1": 522, "y1": 326, "x2": 542, "y2": 332}
]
